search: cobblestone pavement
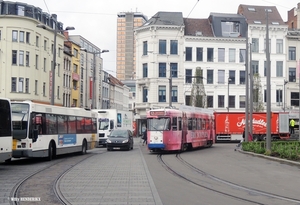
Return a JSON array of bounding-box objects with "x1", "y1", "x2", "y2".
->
[{"x1": 59, "y1": 138, "x2": 163, "y2": 205}]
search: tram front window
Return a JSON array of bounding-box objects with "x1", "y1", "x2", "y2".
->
[{"x1": 148, "y1": 118, "x2": 170, "y2": 131}]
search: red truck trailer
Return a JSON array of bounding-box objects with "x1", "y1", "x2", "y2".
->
[{"x1": 214, "y1": 112, "x2": 290, "y2": 142}]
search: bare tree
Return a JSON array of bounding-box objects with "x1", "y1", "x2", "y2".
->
[
  {"x1": 252, "y1": 73, "x2": 264, "y2": 112},
  {"x1": 190, "y1": 67, "x2": 206, "y2": 108}
]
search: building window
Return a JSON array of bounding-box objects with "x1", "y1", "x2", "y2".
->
[
  {"x1": 26, "y1": 51, "x2": 30, "y2": 66},
  {"x1": 73, "y1": 64, "x2": 78, "y2": 73},
  {"x1": 185, "y1": 47, "x2": 192, "y2": 61},
  {"x1": 19, "y1": 51, "x2": 24, "y2": 66},
  {"x1": 43, "y1": 82, "x2": 46, "y2": 96},
  {"x1": 44, "y1": 40, "x2": 47, "y2": 51},
  {"x1": 264, "y1": 89, "x2": 267, "y2": 103},
  {"x1": 73, "y1": 48, "x2": 78, "y2": 58},
  {"x1": 36, "y1": 36, "x2": 39, "y2": 47},
  {"x1": 143, "y1": 87, "x2": 148, "y2": 102},
  {"x1": 291, "y1": 92, "x2": 299, "y2": 106},
  {"x1": 276, "y1": 39, "x2": 283, "y2": 54},
  {"x1": 170, "y1": 63, "x2": 178, "y2": 78},
  {"x1": 289, "y1": 67, "x2": 296, "y2": 82},
  {"x1": 207, "y1": 48, "x2": 214, "y2": 62},
  {"x1": 159, "y1": 40, "x2": 166, "y2": 54},
  {"x1": 186, "y1": 69, "x2": 192, "y2": 83},
  {"x1": 143, "y1": 63, "x2": 148, "y2": 78},
  {"x1": 12, "y1": 50, "x2": 17, "y2": 65},
  {"x1": 26, "y1": 32, "x2": 30, "y2": 44},
  {"x1": 170, "y1": 40, "x2": 178, "y2": 55},
  {"x1": 229, "y1": 70, "x2": 235, "y2": 84},
  {"x1": 25, "y1": 78, "x2": 29, "y2": 93},
  {"x1": 17, "y1": 5, "x2": 25, "y2": 16},
  {"x1": 276, "y1": 61, "x2": 283, "y2": 77},
  {"x1": 143, "y1": 41, "x2": 147, "y2": 55},
  {"x1": 35, "y1": 80, "x2": 38, "y2": 95},
  {"x1": 44, "y1": 58, "x2": 46, "y2": 72},
  {"x1": 218, "y1": 48, "x2": 225, "y2": 62},
  {"x1": 251, "y1": 60, "x2": 259, "y2": 74},
  {"x1": 288, "y1": 47, "x2": 296, "y2": 60},
  {"x1": 240, "y1": 71, "x2": 245, "y2": 84},
  {"x1": 172, "y1": 86, "x2": 178, "y2": 102},
  {"x1": 239, "y1": 49, "x2": 246, "y2": 62},
  {"x1": 239, "y1": 95, "x2": 245, "y2": 108},
  {"x1": 221, "y1": 21, "x2": 240, "y2": 37},
  {"x1": 11, "y1": 77, "x2": 17, "y2": 92},
  {"x1": 218, "y1": 95, "x2": 225, "y2": 108},
  {"x1": 196, "y1": 47, "x2": 203, "y2": 61},
  {"x1": 207, "y1": 70, "x2": 213, "y2": 84},
  {"x1": 35, "y1": 55, "x2": 38, "y2": 69},
  {"x1": 19, "y1": 31, "x2": 25, "y2": 43},
  {"x1": 229, "y1": 96, "x2": 235, "y2": 108},
  {"x1": 18, "y1": 78, "x2": 24, "y2": 92},
  {"x1": 276, "y1": 89, "x2": 282, "y2": 104},
  {"x1": 57, "y1": 86, "x2": 60, "y2": 99},
  {"x1": 159, "y1": 63, "x2": 166, "y2": 77},
  {"x1": 252, "y1": 38, "x2": 259, "y2": 53},
  {"x1": 218, "y1": 70, "x2": 225, "y2": 84},
  {"x1": 158, "y1": 86, "x2": 166, "y2": 102},
  {"x1": 207, "y1": 96, "x2": 213, "y2": 108},
  {"x1": 12, "y1": 30, "x2": 18, "y2": 42},
  {"x1": 229, "y1": 48, "x2": 236, "y2": 62}
]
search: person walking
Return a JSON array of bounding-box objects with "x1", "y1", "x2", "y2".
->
[
  {"x1": 142, "y1": 127, "x2": 147, "y2": 146},
  {"x1": 290, "y1": 119, "x2": 295, "y2": 134},
  {"x1": 236, "y1": 128, "x2": 245, "y2": 148}
]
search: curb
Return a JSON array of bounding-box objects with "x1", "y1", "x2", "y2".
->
[{"x1": 237, "y1": 149, "x2": 300, "y2": 167}]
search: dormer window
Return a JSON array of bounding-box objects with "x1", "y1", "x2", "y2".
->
[
  {"x1": 254, "y1": 21, "x2": 261, "y2": 24},
  {"x1": 221, "y1": 21, "x2": 240, "y2": 37}
]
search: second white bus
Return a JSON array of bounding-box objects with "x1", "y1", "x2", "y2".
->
[{"x1": 11, "y1": 101, "x2": 98, "y2": 160}]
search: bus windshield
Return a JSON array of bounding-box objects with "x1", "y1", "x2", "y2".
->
[
  {"x1": 99, "y1": 118, "x2": 109, "y2": 130},
  {"x1": 148, "y1": 118, "x2": 170, "y2": 131},
  {"x1": 0, "y1": 99, "x2": 12, "y2": 137},
  {"x1": 11, "y1": 103, "x2": 29, "y2": 139}
]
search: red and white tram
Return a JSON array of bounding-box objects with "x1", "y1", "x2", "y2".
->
[{"x1": 146, "y1": 105, "x2": 215, "y2": 152}]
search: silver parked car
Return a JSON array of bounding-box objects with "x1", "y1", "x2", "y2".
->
[{"x1": 106, "y1": 129, "x2": 134, "y2": 151}]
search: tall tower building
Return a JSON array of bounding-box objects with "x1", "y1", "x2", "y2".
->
[{"x1": 116, "y1": 12, "x2": 147, "y2": 80}]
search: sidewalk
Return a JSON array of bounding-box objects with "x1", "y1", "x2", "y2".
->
[{"x1": 59, "y1": 137, "x2": 163, "y2": 205}]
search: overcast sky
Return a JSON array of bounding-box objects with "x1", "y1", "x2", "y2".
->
[{"x1": 21, "y1": 0, "x2": 299, "y2": 76}]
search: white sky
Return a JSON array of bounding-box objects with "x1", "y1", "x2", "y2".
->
[{"x1": 21, "y1": 0, "x2": 299, "y2": 76}]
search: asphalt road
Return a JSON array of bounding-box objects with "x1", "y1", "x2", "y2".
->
[{"x1": 141, "y1": 143, "x2": 300, "y2": 205}]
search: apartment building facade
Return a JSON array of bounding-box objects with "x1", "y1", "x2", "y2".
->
[
  {"x1": 116, "y1": 12, "x2": 148, "y2": 81},
  {"x1": 135, "y1": 4, "x2": 295, "y2": 118}
]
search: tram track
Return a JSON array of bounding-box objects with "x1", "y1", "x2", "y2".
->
[
  {"x1": 157, "y1": 153, "x2": 300, "y2": 205},
  {"x1": 9, "y1": 152, "x2": 97, "y2": 205}
]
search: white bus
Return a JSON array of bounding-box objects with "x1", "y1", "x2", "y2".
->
[
  {"x1": 0, "y1": 98, "x2": 12, "y2": 162},
  {"x1": 11, "y1": 101, "x2": 98, "y2": 160}
]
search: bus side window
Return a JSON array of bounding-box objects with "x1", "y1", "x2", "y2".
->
[{"x1": 110, "y1": 120, "x2": 114, "y2": 130}]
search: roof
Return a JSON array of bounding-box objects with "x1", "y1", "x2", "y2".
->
[
  {"x1": 143, "y1": 12, "x2": 183, "y2": 26},
  {"x1": 184, "y1": 18, "x2": 214, "y2": 37},
  {"x1": 109, "y1": 74, "x2": 124, "y2": 86},
  {"x1": 238, "y1": 4, "x2": 285, "y2": 25}
]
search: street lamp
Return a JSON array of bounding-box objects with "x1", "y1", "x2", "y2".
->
[
  {"x1": 227, "y1": 78, "x2": 231, "y2": 112},
  {"x1": 283, "y1": 80, "x2": 288, "y2": 112},
  {"x1": 80, "y1": 48, "x2": 109, "y2": 109},
  {"x1": 37, "y1": 23, "x2": 75, "y2": 105}
]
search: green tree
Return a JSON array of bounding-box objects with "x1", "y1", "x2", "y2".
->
[
  {"x1": 190, "y1": 67, "x2": 206, "y2": 108},
  {"x1": 252, "y1": 73, "x2": 264, "y2": 112}
]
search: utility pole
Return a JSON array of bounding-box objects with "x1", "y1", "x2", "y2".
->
[
  {"x1": 266, "y1": 9, "x2": 272, "y2": 151},
  {"x1": 249, "y1": 43, "x2": 253, "y2": 137},
  {"x1": 245, "y1": 27, "x2": 249, "y2": 142},
  {"x1": 169, "y1": 63, "x2": 172, "y2": 108}
]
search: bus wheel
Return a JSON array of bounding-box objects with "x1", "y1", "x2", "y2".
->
[
  {"x1": 81, "y1": 140, "x2": 87, "y2": 155},
  {"x1": 48, "y1": 142, "x2": 54, "y2": 161}
]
